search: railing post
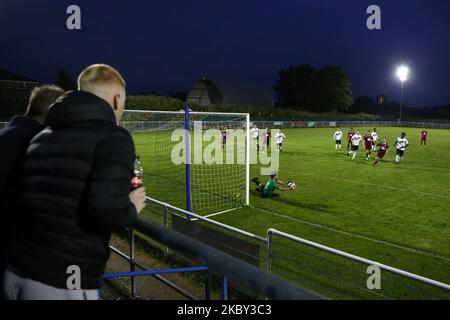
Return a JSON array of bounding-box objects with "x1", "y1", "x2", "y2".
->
[
  {"x1": 205, "y1": 271, "x2": 212, "y2": 300},
  {"x1": 129, "y1": 229, "x2": 137, "y2": 298},
  {"x1": 221, "y1": 276, "x2": 228, "y2": 300},
  {"x1": 163, "y1": 205, "x2": 169, "y2": 256},
  {"x1": 266, "y1": 229, "x2": 273, "y2": 273}
]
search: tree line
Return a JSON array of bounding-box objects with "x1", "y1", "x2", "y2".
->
[
  {"x1": 1, "y1": 66, "x2": 450, "y2": 121},
  {"x1": 272, "y1": 64, "x2": 450, "y2": 120},
  {"x1": 273, "y1": 64, "x2": 354, "y2": 113}
]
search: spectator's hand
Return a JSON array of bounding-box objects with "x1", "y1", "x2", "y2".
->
[{"x1": 130, "y1": 187, "x2": 146, "y2": 214}]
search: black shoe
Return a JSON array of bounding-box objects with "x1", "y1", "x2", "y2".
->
[{"x1": 251, "y1": 177, "x2": 260, "y2": 185}]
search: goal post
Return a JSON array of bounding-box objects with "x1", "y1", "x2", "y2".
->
[{"x1": 121, "y1": 107, "x2": 250, "y2": 216}]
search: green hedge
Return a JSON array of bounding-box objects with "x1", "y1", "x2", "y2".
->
[
  {"x1": 125, "y1": 95, "x2": 393, "y2": 121},
  {"x1": 126, "y1": 95, "x2": 196, "y2": 111}
]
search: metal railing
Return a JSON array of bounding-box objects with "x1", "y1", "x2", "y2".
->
[
  {"x1": 108, "y1": 218, "x2": 322, "y2": 299},
  {"x1": 109, "y1": 196, "x2": 450, "y2": 300},
  {"x1": 267, "y1": 229, "x2": 450, "y2": 300},
  {"x1": 103, "y1": 265, "x2": 213, "y2": 300}
]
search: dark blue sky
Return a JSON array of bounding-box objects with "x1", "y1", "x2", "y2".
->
[{"x1": 1, "y1": 0, "x2": 450, "y2": 107}]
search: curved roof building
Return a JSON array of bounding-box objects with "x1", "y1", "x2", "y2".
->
[{"x1": 187, "y1": 77, "x2": 223, "y2": 107}]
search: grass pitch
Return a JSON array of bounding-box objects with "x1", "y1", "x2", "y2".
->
[{"x1": 133, "y1": 127, "x2": 450, "y2": 299}]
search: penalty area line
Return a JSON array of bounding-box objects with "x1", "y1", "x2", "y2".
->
[{"x1": 250, "y1": 205, "x2": 450, "y2": 263}]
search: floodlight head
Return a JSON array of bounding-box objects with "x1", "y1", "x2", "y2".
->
[{"x1": 397, "y1": 66, "x2": 410, "y2": 82}]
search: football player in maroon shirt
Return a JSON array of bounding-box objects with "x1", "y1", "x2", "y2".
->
[{"x1": 373, "y1": 137, "x2": 390, "y2": 166}]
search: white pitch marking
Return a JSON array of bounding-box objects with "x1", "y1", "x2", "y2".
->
[{"x1": 204, "y1": 208, "x2": 238, "y2": 219}]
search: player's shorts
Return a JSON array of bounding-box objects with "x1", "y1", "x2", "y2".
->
[
  {"x1": 336, "y1": 140, "x2": 341, "y2": 144},
  {"x1": 351, "y1": 145, "x2": 359, "y2": 151},
  {"x1": 421, "y1": 137, "x2": 427, "y2": 141},
  {"x1": 377, "y1": 151, "x2": 386, "y2": 159},
  {"x1": 365, "y1": 143, "x2": 372, "y2": 151},
  {"x1": 396, "y1": 149, "x2": 405, "y2": 157},
  {"x1": 277, "y1": 143, "x2": 283, "y2": 147}
]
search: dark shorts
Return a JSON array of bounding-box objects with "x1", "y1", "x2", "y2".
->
[
  {"x1": 351, "y1": 145, "x2": 359, "y2": 151},
  {"x1": 277, "y1": 143, "x2": 283, "y2": 147},
  {"x1": 377, "y1": 151, "x2": 386, "y2": 159},
  {"x1": 365, "y1": 143, "x2": 372, "y2": 151},
  {"x1": 336, "y1": 140, "x2": 341, "y2": 144},
  {"x1": 396, "y1": 149, "x2": 405, "y2": 157}
]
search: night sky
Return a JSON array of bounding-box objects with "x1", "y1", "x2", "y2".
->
[{"x1": 1, "y1": 0, "x2": 450, "y2": 107}]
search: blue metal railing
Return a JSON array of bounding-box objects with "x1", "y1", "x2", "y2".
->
[{"x1": 103, "y1": 266, "x2": 232, "y2": 300}]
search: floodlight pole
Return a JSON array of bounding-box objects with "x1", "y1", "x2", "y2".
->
[{"x1": 399, "y1": 80, "x2": 404, "y2": 123}]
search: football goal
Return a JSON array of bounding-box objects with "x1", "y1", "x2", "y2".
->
[{"x1": 121, "y1": 107, "x2": 250, "y2": 217}]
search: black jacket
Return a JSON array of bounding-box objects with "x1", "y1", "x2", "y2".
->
[
  {"x1": 0, "y1": 116, "x2": 44, "y2": 206},
  {"x1": 7, "y1": 90, "x2": 138, "y2": 289},
  {"x1": 0, "y1": 116, "x2": 44, "y2": 297}
]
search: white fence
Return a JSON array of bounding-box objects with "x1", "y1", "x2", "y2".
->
[
  {"x1": 251, "y1": 120, "x2": 450, "y2": 129},
  {"x1": 3, "y1": 120, "x2": 450, "y2": 130},
  {"x1": 137, "y1": 196, "x2": 450, "y2": 300}
]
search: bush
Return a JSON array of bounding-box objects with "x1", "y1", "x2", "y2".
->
[
  {"x1": 126, "y1": 95, "x2": 194, "y2": 111},
  {"x1": 125, "y1": 95, "x2": 389, "y2": 121}
]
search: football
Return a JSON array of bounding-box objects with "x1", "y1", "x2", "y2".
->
[{"x1": 288, "y1": 181, "x2": 296, "y2": 190}]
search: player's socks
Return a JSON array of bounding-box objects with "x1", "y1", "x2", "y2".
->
[{"x1": 352, "y1": 153, "x2": 356, "y2": 160}]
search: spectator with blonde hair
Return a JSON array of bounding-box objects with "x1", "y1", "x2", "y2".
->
[{"x1": 3, "y1": 64, "x2": 145, "y2": 300}]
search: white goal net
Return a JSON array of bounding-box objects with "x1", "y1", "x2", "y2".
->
[{"x1": 120, "y1": 109, "x2": 250, "y2": 216}]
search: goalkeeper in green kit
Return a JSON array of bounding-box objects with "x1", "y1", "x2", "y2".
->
[{"x1": 251, "y1": 172, "x2": 295, "y2": 198}]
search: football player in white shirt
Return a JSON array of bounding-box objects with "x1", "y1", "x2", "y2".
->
[
  {"x1": 275, "y1": 130, "x2": 286, "y2": 153},
  {"x1": 250, "y1": 125, "x2": 260, "y2": 152},
  {"x1": 347, "y1": 131, "x2": 362, "y2": 160},
  {"x1": 370, "y1": 128, "x2": 379, "y2": 152},
  {"x1": 394, "y1": 132, "x2": 409, "y2": 164},
  {"x1": 334, "y1": 128, "x2": 343, "y2": 151}
]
